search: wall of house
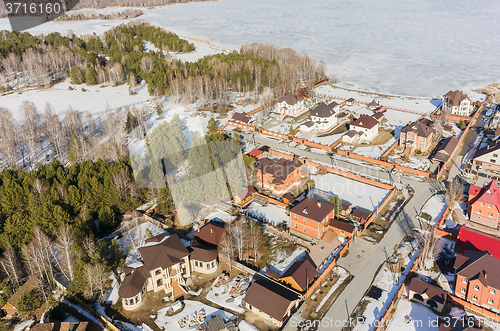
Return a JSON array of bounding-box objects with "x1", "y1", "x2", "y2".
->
[
  {"x1": 191, "y1": 259, "x2": 218, "y2": 274},
  {"x1": 409, "y1": 290, "x2": 444, "y2": 313},
  {"x1": 122, "y1": 287, "x2": 146, "y2": 311},
  {"x1": 458, "y1": 276, "x2": 500, "y2": 311},
  {"x1": 290, "y1": 213, "x2": 321, "y2": 239},
  {"x1": 470, "y1": 200, "x2": 499, "y2": 228},
  {"x1": 279, "y1": 276, "x2": 303, "y2": 292},
  {"x1": 243, "y1": 302, "x2": 283, "y2": 327}
]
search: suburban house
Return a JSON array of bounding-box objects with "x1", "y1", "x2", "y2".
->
[
  {"x1": 300, "y1": 102, "x2": 339, "y2": 132},
  {"x1": 265, "y1": 256, "x2": 318, "y2": 293},
  {"x1": 454, "y1": 250, "x2": 500, "y2": 312},
  {"x1": 408, "y1": 277, "x2": 447, "y2": 313},
  {"x1": 1, "y1": 276, "x2": 40, "y2": 318},
  {"x1": 467, "y1": 180, "x2": 500, "y2": 229},
  {"x1": 290, "y1": 197, "x2": 335, "y2": 240},
  {"x1": 255, "y1": 156, "x2": 304, "y2": 194},
  {"x1": 399, "y1": 117, "x2": 435, "y2": 155},
  {"x1": 345, "y1": 98, "x2": 356, "y2": 106},
  {"x1": 349, "y1": 115, "x2": 379, "y2": 142},
  {"x1": 339, "y1": 200, "x2": 353, "y2": 218},
  {"x1": 351, "y1": 207, "x2": 372, "y2": 225},
  {"x1": 433, "y1": 135, "x2": 459, "y2": 163},
  {"x1": 118, "y1": 233, "x2": 218, "y2": 310},
  {"x1": 367, "y1": 99, "x2": 379, "y2": 110},
  {"x1": 231, "y1": 112, "x2": 252, "y2": 124},
  {"x1": 242, "y1": 277, "x2": 301, "y2": 327},
  {"x1": 194, "y1": 220, "x2": 227, "y2": 249},
  {"x1": 274, "y1": 93, "x2": 307, "y2": 118},
  {"x1": 443, "y1": 90, "x2": 473, "y2": 116},
  {"x1": 456, "y1": 226, "x2": 500, "y2": 259},
  {"x1": 199, "y1": 315, "x2": 237, "y2": 331},
  {"x1": 469, "y1": 141, "x2": 500, "y2": 172},
  {"x1": 329, "y1": 218, "x2": 355, "y2": 237},
  {"x1": 234, "y1": 186, "x2": 257, "y2": 206}
]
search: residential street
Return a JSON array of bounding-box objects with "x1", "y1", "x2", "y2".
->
[{"x1": 242, "y1": 109, "x2": 486, "y2": 331}]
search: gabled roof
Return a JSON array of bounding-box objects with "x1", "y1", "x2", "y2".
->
[
  {"x1": 350, "y1": 115, "x2": 379, "y2": 130},
  {"x1": 236, "y1": 186, "x2": 256, "y2": 201},
  {"x1": 444, "y1": 90, "x2": 470, "y2": 107},
  {"x1": 200, "y1": 315, "x2": 236, "y2": 331},
  {"x1": 344, "y1": 130, "x2": 362, "y2": 138},
  {"x1": 280, "y1": 257, "x2": 317, "y2": 290},
  {"x1": 346, "y1": 98, "x2": 355, "y2": 103},
  {"x1": 247, "y1": 149, "x2": 264, "y2": 158},
  {"x1": 138, "y1": 233, "x2": 189, "y2": 271},
  {"x1": 409, "y1": 278, "x2": 447, "y2": 304},
  {"x1": 471, "y1": 141, "x2": 500, "y2": 161},
  {"x1": 329, "y1": 218, "x2": 355, "y2": 234},
  {"x1": 118, "y1": 265, "x2": 149, "y2": 298},
  {"x1": 195, "y1": 221, "x2": 226, "y2": 247},
  {"x1": 468, "y1": 180, "x2": 500, "y2": 210},
  {"x1": 5, "y1": 276, "x2": 40, "y2": 308},
  {"x1": 433, "y1": 136, "x2": 459, "y2": 162},
  {"x1": 352, "y1": 207, "x2": 372, "y2": 220},
  {"x1": 256, "y1": 157, "x2": 302, "y2": 181},
  {"x1": 456, "y1": 226, "x2": 500, "y2": 260},
  {"x1": 310, "y1": 102, "x2": 338, "y2": 118},
  {"x1": 454, "y1": 250, "x2": 500, "y2": 290},
  {"x1": 290, "y1": 197, "x2": 334, "y2": 222},
  {"x1": 400, "y1": 117, "x2": 435, "y2": 138},
  {"x1": 368, "y1": 100, "x2": 379, "y2": 107},
  {"x1": 243, "y1": 277, "x2": 300, "y2": 322},
  {"x1": 372, "y1": 112, "x2": 384, "y2": 120},
  {"x1": 232, "y1": 112, "x2": 251, "y2": 123},
  {"x1": 278, "y1": 93, "x2": 303, "y2": 106}
]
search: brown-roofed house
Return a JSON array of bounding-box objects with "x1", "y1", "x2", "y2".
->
[
  {"x1": 349, "y1": 115, "x2": 379, "y2": 142},
  {"x1": 275, "y1": 93, "x2": 307, "y2": 117},
  {"x1": 278, "y1": 257, "x2": 318, "y2": 292},
  {"x1": 433, "y1": 136, "x2": 459, "y2": 163},
  {"x1": 195, "y1": 220, "x2": 226, "y2": 248},
  {"x1": 242, "y1": 277, "x2": 301, "y2": 327},
  {"x1": 199, "y1": 315, "x2": 237, "y2": 331},
  {"x1": 234, "y1": 186, "x2": 256, "y2": 206},
  {"x1": 470, "y1": 141, "x2": 500, "y2": 172},
  {"x1": 408, "y1": 277, "x2": 447, "y2": 313},
  {"x1": 368, "y1": 99, "x2": 380, "y2": 110},
  {"x1": 231, "y1": 112, "x2": 251, "y2": 124},
  {"x1": 454, "y1": 250, "x2": 500, "y2": 310},
  {"x1": 255, "y1": 156, "x2": 304, "y2": 194},
  {"x1": 119, "y1": 233, "x2": 207, "y2": 311},
  {"x1": 290, "y1": 197, "x2": 335, "y2": 240},
  {"x1": 399, "y1": 117, "x2": 435, "y2": 154},
  {"x1": 189, "y1": 239, "x2": 219, "y2": 274},
  {"x1": 1, "y1": 276, "x2": 40, "y2": 318},
  {"x1": 329, "y1": 218, "x2": 355, "y2": 237},
  {"x1": 345, "y1": 98, "x2": 356, "y2": 106},
  {"x1": 352, "y1": 207, "x2": 372, "y2": 225},
  {"x1": 443, "y1": 90, "x2": 472, "y2": 116}
]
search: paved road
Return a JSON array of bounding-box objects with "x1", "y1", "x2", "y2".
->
[{"x1": 240, "y1": 113, "x2": 485, "y2": 331}]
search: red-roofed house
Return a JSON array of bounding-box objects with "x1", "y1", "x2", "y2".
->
[
  {"x1": 456, "y1": 226, "x2": 500, "y2": 260},
  {"x1": 247, "y1": 149, "x2": 264, "y2": 159},
  {"x1": 468, "y1": 180, "x2": 500, "y2": 229}
]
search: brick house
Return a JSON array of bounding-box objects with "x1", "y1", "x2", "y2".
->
[
  {"x1": 255, "y1": 156, "x2": 304, "y2": 194},
  {"x1": 456, "y1": 226, "x2": 500, "y2": 259},
  {"x1": 454, "y1": 250, "x2": 500, "y2": 312},
  {"x1": 290, "y1": 197, "x2": 335, "y2": 240},
  {"x1": 399, "y1": 118, "x2": 435, "y2": 154},
  {"x1": 468, "y1": 180, "x2": 500, "y2": 229},
  {"x1": 443, "y1": 90, "x2": 473, "y2": 116}
]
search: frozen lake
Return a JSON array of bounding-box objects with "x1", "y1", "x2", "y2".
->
[{"x1": 1, "y1": 0, "x2": 499, "y2": 96}]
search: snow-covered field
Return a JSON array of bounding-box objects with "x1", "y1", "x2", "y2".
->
[
  {"x1": 266, "y1": 246, "x2": 306, "y2": 275},
  {"x1": 245, "y1": 202, "x2": 289, "y2": 226},
  {"x1": 206, "y1": 276, "x2": 245, "y2": 314},
  {"x1": 420, "y1": 195, "x2": 448, "y2": 223},
  {"x1": 311, "y1": 173, "x2": 390, "y2": 211},
  {"x1": 384, "y1": 299, "x2": 438, "y2": 331},
  {"x1": 154, "y1": 300, "x2": 235, "y2": 331},
  {"x1": 316, "y1": 266, "x2": 349, "y2": 312},
  {"x1": 119, "y1": 220, "x2": 167, "y2": 265}
]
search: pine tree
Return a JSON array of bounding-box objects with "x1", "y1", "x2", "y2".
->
[
  {"x1": 330, "y1": 195, "x2": 342, "y2": 216},
  {"x1": 16, "y1": 290, "x2": 40, "y2": 317},
  {"x1": 86, "y1": 65, "x2": 97, "y2": 85},
  {"x1": 207, "y1": 117, "x2": 218, "y2": 133}
]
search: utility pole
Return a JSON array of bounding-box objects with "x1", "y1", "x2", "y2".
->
[{"x1": 383, "y1": 246, "x2": 397, "y2": 284}]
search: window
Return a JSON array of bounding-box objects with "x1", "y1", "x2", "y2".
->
[
  {"x1": 489, "y1": 298, "x2": 494, "y2": 305},
  {"x1": 294, "y1": 214, "x2": 298, "y2": 220},
  {"x1": 294, "y1": 223, "x2": 298, "y2": 229},
  {"x1": 207, "y1": 263, "x2": 211, "y2": 270},
  {"x1": 135, "y1": 295, "x2": 140, "y2": 303},
  {"x1": 477, "y1": 209, "x2": 482, "y2": 214},
  {"x1": 472, "y1": 295, "x2": 478, "y2": 301},
  {"x1": 156, "y1": 278, "x2": 163, "y2": 287},
  {"x1": 474, "y1": 285, "x2": 480, "y2": 291},
  {"x1": 462, "y1": 278, "x2": 468, "y2": 283},
  {"x1": 494, "y1": 154, "x2": 498, "y2": 157},
  {"x1": 194, "y1": 261, "x2": 198, "y2": 267},
  {"x1": 419, "y1": 137, "x2": 423, "y2": 141},
  {"x1": 489, "y1": 204, "x2": 492, "y2": 208},
  {"x1": 212, "y1": 261, "x2": 215, "y2": 268},
  {"x1": 490, "y1": 213, "x2": 494, "y2": 217},
  {"x1": 303, "y1": 218, "x2": 306, "y2": 223},
  {"x1": 491, "y1": 159, "x2": 496, "y2": 163},
  {"x1": 481, "y1": 202, "x2": 485, "y2": 206},
  {"x1": 155, "y1": 269, "x2": 161, "y2": 275},
  {"x1": 461, "y1": 288, "x2": 466, "y2": 293},
  {"x1": 491, "y1": 289, "x2": 496, "y2": 295},
  {"x1": 303, "y1": 227, "x2": 306, "y2": 232}
]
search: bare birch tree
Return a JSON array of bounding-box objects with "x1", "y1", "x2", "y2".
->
[
  {"x1": 228, "y1": 219, "x2": 248, "y2": 261},
  {"x1": 218, "y1": 231, "x2": 235, "y2": 272},
  {"x1": 0, "y1": 245, "x2": 22, "y2": 290},
  {"x1": 55, "y1": 225, "x2": 76, "y2": 282}
]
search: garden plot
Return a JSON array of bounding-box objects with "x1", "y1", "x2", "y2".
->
[
  {"x1": 310, "y1": 173, "x2": 390, "y2": 211},
  {"x1": 154, "y1": 300, "x2": 235, "y2": 331},
  {"x1": 384, "y1": 299, "x2": 439, "y2": 331},
  {"x1": 308, "y1": 132, "x2": 344, "y2": 146},
  {"x1": 265, "y1": 246, "x2": 307, "y2": 275},
  {"x1": 206, "y1": 276, "x2": 246, "y2": 314},
  {"x1": 245, "y1": 202, "x2": 289, "y2": 226}
]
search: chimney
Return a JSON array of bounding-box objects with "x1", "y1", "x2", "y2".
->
[
  {"x1": 317, "y1": 201, "x2": 321, "y2": 207},
  {"x1": 210, "y1": 228, "x2": 214, "y2": 234},
  {"x1": 197, "y1": 227, "x2": 200, "y2": 232}
]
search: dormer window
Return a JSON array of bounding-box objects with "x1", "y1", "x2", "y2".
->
[{"x1": 155, "y1": 269, "x2": 161, "y2": 275}]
